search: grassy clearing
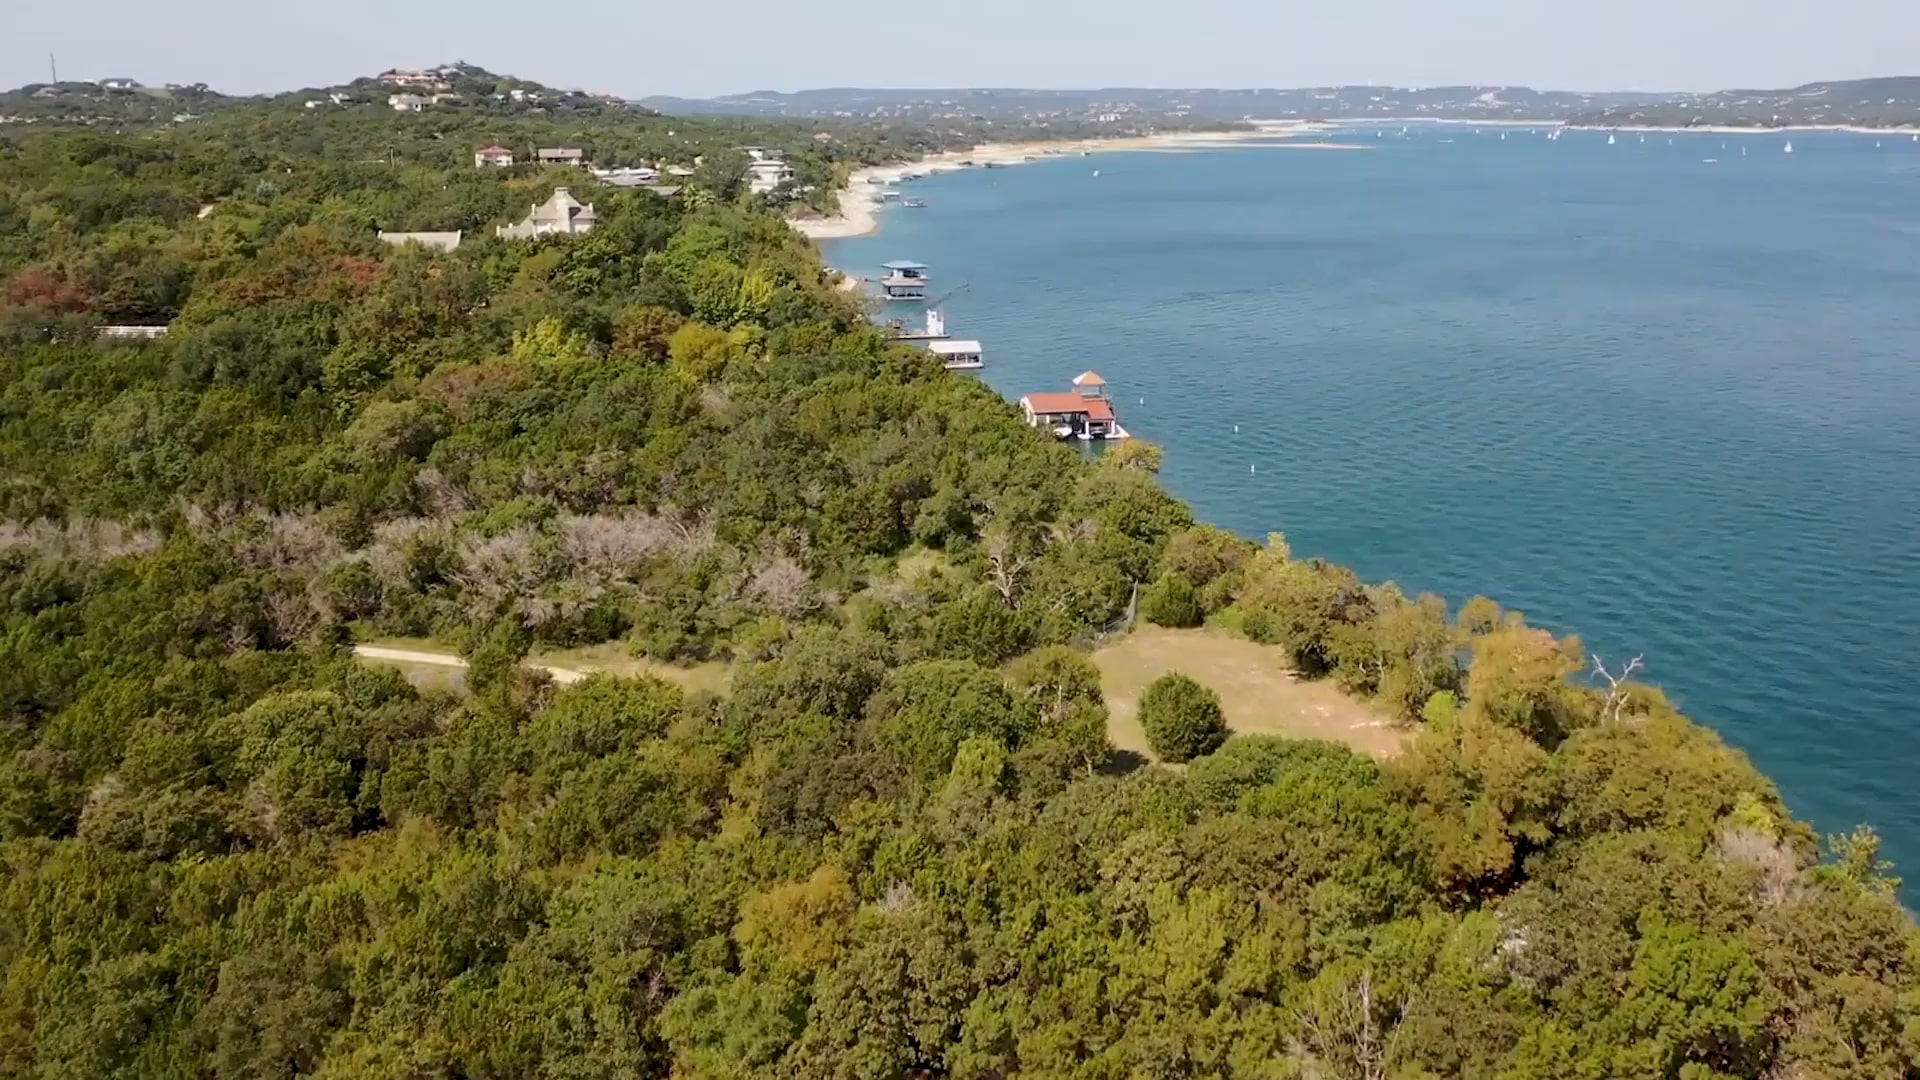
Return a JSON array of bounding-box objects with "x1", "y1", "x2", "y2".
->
[
  {"x1": 528, "y1": 642, "x2": 733, "y2": 697},
  {"x1": 358, "y1": 656, "x2": 469, "y2": 696},
  {"x1": 1092, "y1": 626, "x2": 1408, "y2": 762}
]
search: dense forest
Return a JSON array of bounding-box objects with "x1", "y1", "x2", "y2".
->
[{"x1": 2, "y1": 80, "x2": 1917, "y2": 1080}]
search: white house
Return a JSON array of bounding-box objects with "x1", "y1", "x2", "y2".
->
[
  {"x1": 746, "y1": 158, "x2": 795, "y2": 195},
  {"x1": 97, "y1": 324, "x2": 169, "y2": 340},
  {"x1": 496, "y1": 187, "x2": 596, "y2": 240},
  {"x1": 378, "y1": 230, "x2": 464, "y2": 252},
  {"x1": 591, "y1": 165, "x2": 658, "y2": 187},
  {"x1": 388, "y1": 94, "x2": 427, "y2": 112},
  {"x1": 536, "y1": 147, "x2": 585, "y2": 167},
  {"x1": 474, "y1": 144, "x2": 516, "y2": 168}
]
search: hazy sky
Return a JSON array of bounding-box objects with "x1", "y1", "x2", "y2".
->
[{"x1": 5, "y1": 0, "x2": 1916, "y2": 99}]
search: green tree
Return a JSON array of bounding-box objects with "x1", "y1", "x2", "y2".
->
[
  {"x1": 1139, "y1": 672, "x2": 1229, "y2": 763},
  {"x1": 1140, "y1": 571, "x2": 1203, "y2": 627}
]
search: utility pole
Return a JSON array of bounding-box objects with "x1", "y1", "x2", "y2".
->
[{"x1": 49, "y1": 53, "x2": 57, "y2": 84}]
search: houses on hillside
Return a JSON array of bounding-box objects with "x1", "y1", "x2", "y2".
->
[
  {"x1": 496, "y1": 187, "x2": 596, "y2": 239},
  {"x1": 474, "y1": 144, "x2": 516, "y2": 167},
  {"x1": 379, "y1": 67, "x2": 453, "y2": 89},
  {"x1": 536, "y1": 147, "x2": 585, "y2": 167}
]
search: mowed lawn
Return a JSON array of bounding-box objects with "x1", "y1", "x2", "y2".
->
[{"x1": 1093, "y1": 626, "x2": 1408, "y2": 762}]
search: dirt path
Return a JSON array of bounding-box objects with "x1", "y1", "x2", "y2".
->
[
  {"x1": 1092, "y1": 626, "x2": 1408, "y2": 762},
  {"x1": 351, "y1": 645, "x2": 587, "y2": 684}
]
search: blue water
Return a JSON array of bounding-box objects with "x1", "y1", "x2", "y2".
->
[{"x1": 827, "y1": 128, "x2": 1920, "y2": 875}]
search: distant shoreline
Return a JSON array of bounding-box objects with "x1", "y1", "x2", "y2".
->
[
  {"x1": 790, "y1": 124, "x2": 1364, "y2": 241},
  {"x1": 1566, "y1": 122, "x2": 1920, "y2": 136},
  {"x1": 1326, "y1": 116, "x2": 1920, "y2": 136}
]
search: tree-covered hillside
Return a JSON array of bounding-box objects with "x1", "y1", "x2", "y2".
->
[{"x1": 1, "y1": 85, "x2": 1916, "y2": 1079}]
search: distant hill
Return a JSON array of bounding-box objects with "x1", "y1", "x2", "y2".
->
[
  {"x1": 641, "y1": 77, "x2": 1920, "y2": 128},
  {"x1": 638, "y1": 85, "x2": 1664, "y2": 124},
  {"x1": 0, "y1": 62, "x2": 646, "y2": 129},
  {"x1": 1566, "y1": 76, "x2": 1920, "y2": 128}
]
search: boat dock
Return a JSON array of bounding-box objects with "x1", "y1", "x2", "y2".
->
[
  {"x1": 880, "y1": 260, "x2": 929, "y2": 301},
  {"x1": 927, "y1": 339, "x2": 983, "y2": 370},
  {"x1": 1018, "y1": 370, "x2": 1130, "y2": 441}
]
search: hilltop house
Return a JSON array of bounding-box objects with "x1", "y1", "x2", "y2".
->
[
  {"x1": 536, "y1": 147, "x2": 585, "y2": 167},
  {"x1": 387, "y1": 94, "x2": 427, "y2": 112},
  {"x1": 496, "y1": 187, "x2": 595, "y2": 239},
  {"x1": 474, "y1": 144, "x2": 516, "y2": 167},
  {"x1": 379, "y1": 68, "x2": 450, "y2": 89}
]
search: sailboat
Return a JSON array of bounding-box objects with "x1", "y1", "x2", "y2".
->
[
  {"x1": 1639, "y1": 135, "x2": 1645, "y2": 143},
  {"x1": 1784, "y1": 141, "x2": 1793, "y2": 154},
  {"x1": 1607, "y1": 133, "x2": 1617, "y2": 146}
]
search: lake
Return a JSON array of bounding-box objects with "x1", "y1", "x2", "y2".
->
[{"x1": 824, "y1": 126, "x2": 1920, "y2": 879}]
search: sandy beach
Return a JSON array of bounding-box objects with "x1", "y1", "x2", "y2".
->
[{"x1": 791, "y1": 123, "x2": 1356, "y2": 241}]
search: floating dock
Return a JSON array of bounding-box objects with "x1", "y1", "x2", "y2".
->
[
  {"x1": 927, "y1": 339, "x2": 983, "y2": 371},
  {"x1": 879, "y1": 260, "x2": 929, "y2": 301},
  {"x1": 1019, "y1": 370, "x2": 1130, "y2": 441}
]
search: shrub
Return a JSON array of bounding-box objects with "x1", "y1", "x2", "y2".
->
[
  {"x1": 1139, "y1": 673, "x2": 1228, "y2": 763},
  {"x1": 1140, "y1": 572, "x2": 1202, "y2": 628}
]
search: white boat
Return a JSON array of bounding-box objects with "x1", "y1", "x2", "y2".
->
[
  {"x1": 1607, "y1": 133, "x2": 1617, "y2": 145},
  {"x1": 1702, "y1": 158, "x2": 1718, "y2": 164},
  {"x1": 1091, "y1": 169, "x2": 1100, "y2": 177},
  {"x1": 1784, "y1": 141, "x2": 1794, "y2": 154}
]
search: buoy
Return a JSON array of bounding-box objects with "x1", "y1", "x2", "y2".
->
[
  {"x1": 1233, "y1": 424, "x2": 1240, "y2": 433},
  {"x1": 1250, "y1": 464, "x2": 1256, "y2": 474}
]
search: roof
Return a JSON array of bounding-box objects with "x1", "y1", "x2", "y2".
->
[
  {"x1": 1023, "y1": 393, "x2": 1115, "y2": 421},
  {"x1": 476, "y1": 144, "x2": 513, "y2": 154},
  {"x1": 537, "y1": 147, "x2": 584, "y2": 157},
  {"x1": 1071, "y1": 370, "x2": 1107, "y2": 387},
  {"x1": 927, "y1": 339, "x2": 983, "y2": 354},
  {"x1": 881, "y1": 260, "x2": 928, "y2": 270},
  {"x1": 529, "y1": 187, "x2": 593, "y2": 224}
]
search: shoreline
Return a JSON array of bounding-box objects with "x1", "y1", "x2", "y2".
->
[
  {"x1": 1324, "y1": 116, "x2": 1920, "y2": 136},
  {"x1": 790, "y1": 123, "x2": 1357, "y2": 241}
]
